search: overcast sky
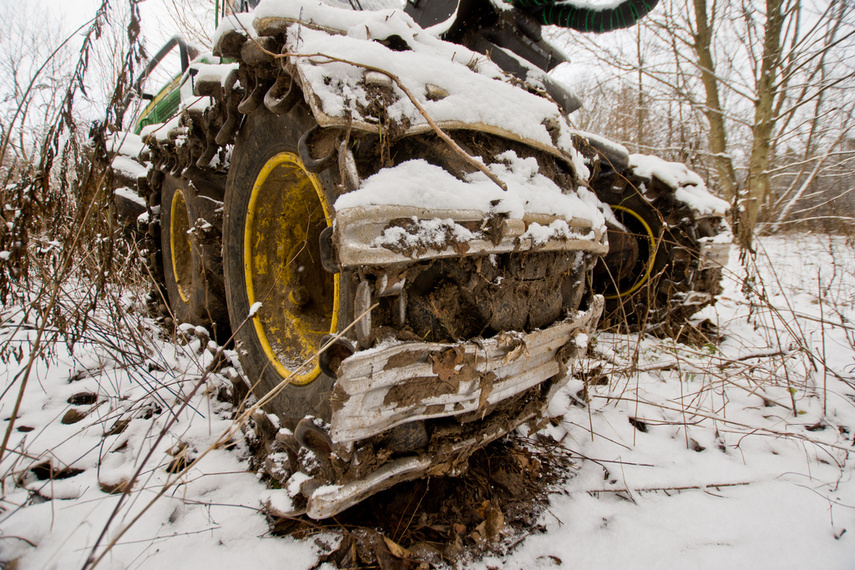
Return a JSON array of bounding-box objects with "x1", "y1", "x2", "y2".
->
[
  {"x1": 0, "y1": 0, "x2": 214, "y2": 124},
  {"x1": 38, "y1": 0, "x2": 103, "y2": 28},
  {"x1": 15, "y1": 0, "x2": 204, "y2": 49}
]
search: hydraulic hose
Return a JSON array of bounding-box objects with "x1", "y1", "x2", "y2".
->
[{"x1": 507, "y1": 0, "x2": 660, "y2": 33}]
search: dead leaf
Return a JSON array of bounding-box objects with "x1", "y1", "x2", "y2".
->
[
  {"x1": 503, "y1": 342, "x2": 529, "y2": 365},
  {"x1": 383, "y1": 536, "x2": 412, "y2": 559},
  {"x1": 484, "y1": 504, "x2": 504, "y2": 540},
  {"x1": 444, "y1": 532, "x2": 464, "y2": 559},
  {"x1": 452, "y1": 241, "x2": 471, "y2": 255},
  {"x1": 474, "y1": 501, "x2": 504, "y2": 544},
  {"x1": 499, "y1": 333, "x2": 529, "y2": 365},
  {"x1": 318, "y1": 534, "x2": 358, "y2": 568},
  {"x1": 61, "y1": 408, "x2": 87, "y2": 425},
  {"x1": 99, "y1": 478, "x2": 131, "y2": 495},
  {"x1": 430, "y1": 346, "x2": 464, "y2": 383},
  {"x1": 511, "y1": 448, "x2": 531, "y2": 469},
  {"x1": 477, "y1": 372, "x2": 496, "y2": 417}
]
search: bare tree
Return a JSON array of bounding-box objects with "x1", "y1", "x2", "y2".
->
[
  {"x1": 558, "y1": 0, "x2": 855, "y2": 244},
  {"x1": 0, "y1": 5, "x2": 74, "y2": 180},
  {"x1": 161, "y1": 0, "x2": 217, "y2": 49}
]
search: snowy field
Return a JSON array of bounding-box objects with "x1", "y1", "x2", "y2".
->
[{"x1": 1, "y1": 233, "x2": 854, "y2": 569}]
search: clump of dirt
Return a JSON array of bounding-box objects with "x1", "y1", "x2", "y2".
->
[
  {"x1": 395, "y1": 251, "x2": 586, "y2": 344},
  {"x1": 269, "y1": 434, "x2": 576, "y2": 569}
]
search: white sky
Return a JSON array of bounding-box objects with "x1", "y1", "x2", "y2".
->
[
  {"x1": 0, "y1": 0, "x2": 215, "y2": 121},
  {"x1": 23, "y1": 0, "x2": 210, "y2": 49},
  {"x1": 35, "y1": 0, "x2": 103, "y2": 29}
]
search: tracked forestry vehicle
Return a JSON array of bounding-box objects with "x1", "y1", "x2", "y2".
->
[{"x1": 108, "y1": 0, "x2": 730, "y2": 519}]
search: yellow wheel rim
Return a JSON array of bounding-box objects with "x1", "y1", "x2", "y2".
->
[
  {"x1": 244, "y1": 152, "x2": 340, "y2": 386},
  {"x1": 170, "y1": 187, "x2": 193, "y2": 304},
  {"x1": 604, "y1": 205, "x2": 658, "y2": 300}
]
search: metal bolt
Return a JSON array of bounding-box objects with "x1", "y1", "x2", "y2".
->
[{"x1": 289, "y1": 286, "x2": 311, "y2": 306}]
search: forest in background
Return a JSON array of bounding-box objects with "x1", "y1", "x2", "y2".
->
[{"x1": 561, "y1": 0, "x2": 855, "y2": 240}]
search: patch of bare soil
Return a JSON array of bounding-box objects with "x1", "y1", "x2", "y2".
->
[{"x1": 269, "y1": 434, "x2": 575, "y2": 569}]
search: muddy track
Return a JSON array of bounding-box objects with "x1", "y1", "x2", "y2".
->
[
  {"x1": 269, "y1": 433, "x2": 576, "y2": 569},
  {"x1": 109, "y1": 5, "x2": 724, "y2": 530}
]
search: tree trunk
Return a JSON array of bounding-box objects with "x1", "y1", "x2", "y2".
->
[
  {"x1": 741, "y1": 0, "x2": 784, "y2": 247},
  {"x1": 691, "y1": 0, "x2": 738, "y2": 203},
  {"x1": 636, "y1": 27, "x2": 645, "y2": 153}
]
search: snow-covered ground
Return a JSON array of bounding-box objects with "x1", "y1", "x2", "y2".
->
[
  {"x1": 1, "y1": 233, "x2": 854, "y2": 569},
  {"x1": 485, "y1": 233, "x2": 855, "y2": 569}
]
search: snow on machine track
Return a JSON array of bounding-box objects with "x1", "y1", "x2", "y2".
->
[{"x1": 106, "y1": 0, "x2": 730, "y2": 517}]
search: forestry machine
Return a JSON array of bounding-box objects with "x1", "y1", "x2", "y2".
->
[{"x1": 108, "y1": 0, "x2": 731, "y2": 519}]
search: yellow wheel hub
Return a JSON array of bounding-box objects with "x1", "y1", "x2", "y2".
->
[
  {"x1": 245, "y1": 153, "x2": 339, "y2": 385},
  {"x1": 170, "y1": 188, "x2": 193, "y2": 304},
  {"x1": 604, "y1": 204, "x2": 658, "y2": 300}
]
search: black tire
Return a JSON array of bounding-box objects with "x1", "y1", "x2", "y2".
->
[
  {"x1": 594, "y1": 179, "x2": 723, "y2": 334},
  {"x1": 594, "y1": 190, "x2": 662, "y2": 327},
  {"x1": 223, "y1": 105, "x2": 349, "y2": 428},
  {"x1": 160, "y1": 174, "x2": 229, "y2": 339}
]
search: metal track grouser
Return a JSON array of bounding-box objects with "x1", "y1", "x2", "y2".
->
[{"x1": 108, "y1": 0, "x2": 731, "y2": 519}]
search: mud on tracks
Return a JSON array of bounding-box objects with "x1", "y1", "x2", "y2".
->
[{"x1": 268, "y1": 434, "x2": 576, "y2": 569}]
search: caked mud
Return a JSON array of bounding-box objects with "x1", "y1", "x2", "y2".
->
[{"x1": 268, "y1": 433, "x2": 574, "y2": 569}]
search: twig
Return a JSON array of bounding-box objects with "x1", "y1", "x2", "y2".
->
[
  {"x1": 593, "y1": 346, "x2": 795, "y2": 410},
  {"x1": 587, "y1": 481, "x2": 751, "y2": 496},
  {"x1": 255, "y1": 37, "x2": 511, "y2": 192},
  {"x1": 0, "y1": 17, "x2": 97, "y2": 167},
  {"x1": 595, "y1": 395, "x2": 853, "y2": 453},
  {"x1": 818, "y1": 269, "x2": 828, "y2": 418},
  {"x1": 0, "y1": 168, "x2": 115, "y2": 473},
  {"x1": 0, "y1": 534, "x2": 38, "y2": 548},
  {"x1": 83, "y1": 303, "x2": 378, "y2": 569}
]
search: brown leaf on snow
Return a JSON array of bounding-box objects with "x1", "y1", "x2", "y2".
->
[
  {"x1": 61, "y1": 408, "x2": 88, "y2": 425},
  {"x1": 99, "y1": 478, "x2": 132, "y2": 495}
]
